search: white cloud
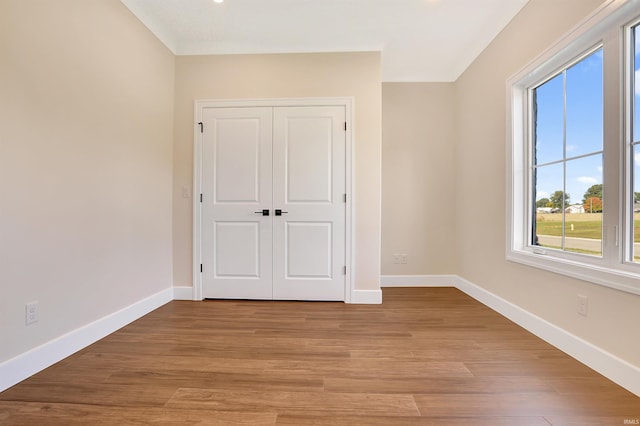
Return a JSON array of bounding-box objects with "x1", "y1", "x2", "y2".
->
[
  {"x1": 597, "y1": 165, "x2": 603, "y2": 173},
  {"x1": 635, "y1": 151, "x2": 640, "y2": 164},
  {"x1": 577, "y1": 176, "x2": 599, "y2": 184},
  {"x1": 566, "y1": 144, "x2": 576, "y2": 152},
  {"x1": 636, "y1": 69, "x2": 640, "y2": 96}
]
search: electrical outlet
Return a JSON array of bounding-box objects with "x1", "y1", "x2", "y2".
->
[
  {"x1": 400, "y1": 254, "x2": 408, "y2": 264},
  {"x1": 25, "y1": 301, "x2": 39, "y2": 325},
  {"x1": 577, "y1": 294, "x2": 588, "y2": 316},
  {"x1": 181, "y1": 185, "x2": 191, "y2": 198},
  {"x1": 392, "y1": 254, "x2": 401, "y2": 264}
]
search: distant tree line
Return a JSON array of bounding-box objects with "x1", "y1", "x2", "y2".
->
[
  {"x1": 536, "y1": 185, "x2": 640, "y2": 212},
  {"x1": 536, "y1": 184, "x2": 603, "y2": 212},
  {"x1": 536, "y1": 190, "x2": 571, "y2": 210}
]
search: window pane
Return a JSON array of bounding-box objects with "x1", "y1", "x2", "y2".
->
[
  {"x1": 633, "y1": 145, "x2": 640, "y2": 261},
  {"x1": 532, "y1": 49, "x2": 605, "y2": 257},
  {"x1": 634, "y1": 25, "x2": 640, "y2": 143},
  {"x1": 534, "y1": 74, "x2": 564, "y2": 165},
  {"x1": 566, "y1": 49, "x2": 603, "y2": 157},
  {"x1": 565, "y1": 155, "x2": 603, "y2": 256},
  {"x1": 634, "y1": 25, "x2": 640, "y2": 262},
  {"x1": 533, "y1": 163, "x2": 564, "y2": 248}
]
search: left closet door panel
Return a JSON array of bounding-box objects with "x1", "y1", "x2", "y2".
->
[{"x1": 201, "y1": 107, "x2": 273, "y2": 299}]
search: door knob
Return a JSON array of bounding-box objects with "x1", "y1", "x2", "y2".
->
[
  {"x1": 254, "y1": 209, "x2": 270, "y2": 216},
  {"x1": 275, "y1": 209, "x2": 288, "y2": 216}
]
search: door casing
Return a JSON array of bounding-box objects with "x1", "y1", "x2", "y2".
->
[{"x1": 192, "y1": 98, "x2": 354, "y2": 302}]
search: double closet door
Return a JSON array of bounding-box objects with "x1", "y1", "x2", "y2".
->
[{"x1": 201, "y1": 106, "x2": 346, "y2": 301}]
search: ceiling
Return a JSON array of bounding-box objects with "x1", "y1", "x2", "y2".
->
[{"x1": 121, "y1": 0, "x2": 530, "y2": 82}]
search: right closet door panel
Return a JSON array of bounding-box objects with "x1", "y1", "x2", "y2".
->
[{"x1": 272, "y1": 106, "x2": 346, "y2": 301}]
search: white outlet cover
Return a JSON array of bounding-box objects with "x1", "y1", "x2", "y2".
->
[
  {"x1": 25, "y1": 302, "x2": 39, "y2": 325},
  {"x1": 577, "y1": 295, "x2": 588, "y2": 316}
]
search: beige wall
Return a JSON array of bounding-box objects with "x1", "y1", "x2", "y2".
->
[
  {"x1": 455, "y1": 0, "x2": 640, "y2": 366},
  {"x1": 172, "y1": 52, "x2": 382, "y2": 293},
  {"x1": 0, "y1": 1, "x2": 175, "y2": 362},
  {"x1": 382, "y1": 83, "x2": 456, "y2": 275}
]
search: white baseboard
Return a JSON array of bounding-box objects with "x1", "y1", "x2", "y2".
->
[
  {"x1": 0, "y1": 287, "x2": 173, "y2": 393},
  {"x1": 453, "y1": 276, "x2": 640, "y2": 398},
  {"x1": 381, "y1": 274, "x2": 457, "y2": 287},
  {"x1": 350, "y1": 289, "x2": 382, "y2": 304},
  {"x1": 173, "y1": 286, "x2": 194, "y2": 300}
]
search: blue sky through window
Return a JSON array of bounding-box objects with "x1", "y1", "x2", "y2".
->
[
  {"x1": 634, "y1": 26, "x2": 640, "y2": 197},
  {"x1": 534, "y1": 49, "x2": 603, "y2": 205},
  {"x1": 635, "y1": 25, "x2": 640, "y2": 142}
]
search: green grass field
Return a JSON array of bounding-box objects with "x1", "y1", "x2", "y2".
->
[
  {"x1": 535, "y1": 219, "x2": 603, "y2": 239},
  {"x1": 535, "y1": 213, "x2": 640, "y2": 242}
]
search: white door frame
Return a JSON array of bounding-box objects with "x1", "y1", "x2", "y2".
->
[{"x1": 192, "y1": 97, "x2": 354, "y2": 303}]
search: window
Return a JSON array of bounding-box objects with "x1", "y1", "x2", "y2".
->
[
  {"x1": 507, "y1": 0, "x2": 640, "y2": 295},
  {"x1": 532, "y1": 48, "x2": 604, "y2": 257}
]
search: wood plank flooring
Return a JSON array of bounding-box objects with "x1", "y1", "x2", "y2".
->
[{"x1": 0, "y1": 287, "x2": 638, "y2": 425}]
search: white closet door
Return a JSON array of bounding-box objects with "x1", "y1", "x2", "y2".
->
[
  {"x1": 201, "y1": 107, "x2": 273, "y2": 299},
  {"x1": 272, "y1": 106, "x2": 346, "y2": 301}
]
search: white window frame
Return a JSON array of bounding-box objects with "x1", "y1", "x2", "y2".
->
[{"x1": 507, "y1": 0, "x2": 640, "y2": 296}]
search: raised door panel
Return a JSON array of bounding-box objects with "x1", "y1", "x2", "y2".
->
[
  {"x1": 214, "y1": 118, "x2": 262, "y2": 203},
  {"x1": 286, "y1": 222, "x2": 333, "y2": 278},
  {"x1": 285, "y1": 117, "x2": 333, "y2": 203},
  {"x1": 214, "y1": 222, "x2": 260, "y2": 277}
]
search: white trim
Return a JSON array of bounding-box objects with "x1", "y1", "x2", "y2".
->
[
  {"x1": 173, "y1": 286, "x2": 194, "y2": 301},
  {"x1": 453, "y1": 276, "x2": 640, "y2": 398},
  {"x1": 505, "y1": 251, "x2": 640, "y2": 296},
  {"x1": 350, "y1": 289, "x2": 382, "y2": 304},
  {"x1": 345, "y1": 101, "x2": 355, "y2": 303},
  {"x1": 380, "y1": 275, "x2": 457, "y2": 287},
  {"x1": 0, "y1": 288, "x2": 173, "y2": 393},
  {"x1": 193, "y1": 102, "x2": 203, "y2": 301},
  {"x1": 193, "y1": 97, "x2": 354, "y2": 303}
]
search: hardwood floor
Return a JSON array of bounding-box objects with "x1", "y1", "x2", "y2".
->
[{"x1": 1, "y1": 287, "x2": 638, "y2": 425}]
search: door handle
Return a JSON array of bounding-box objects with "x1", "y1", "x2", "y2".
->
[
  {"x1": 254, "y1": 209, "x2": 270, "y2": 216},
  {"x1": 275, "y1": 209, "x2": 288, "y2": 216}
]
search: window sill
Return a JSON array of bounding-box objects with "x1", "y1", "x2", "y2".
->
[{"x1": 506, "y1": 249, "x2": 640, "y2": 296}]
